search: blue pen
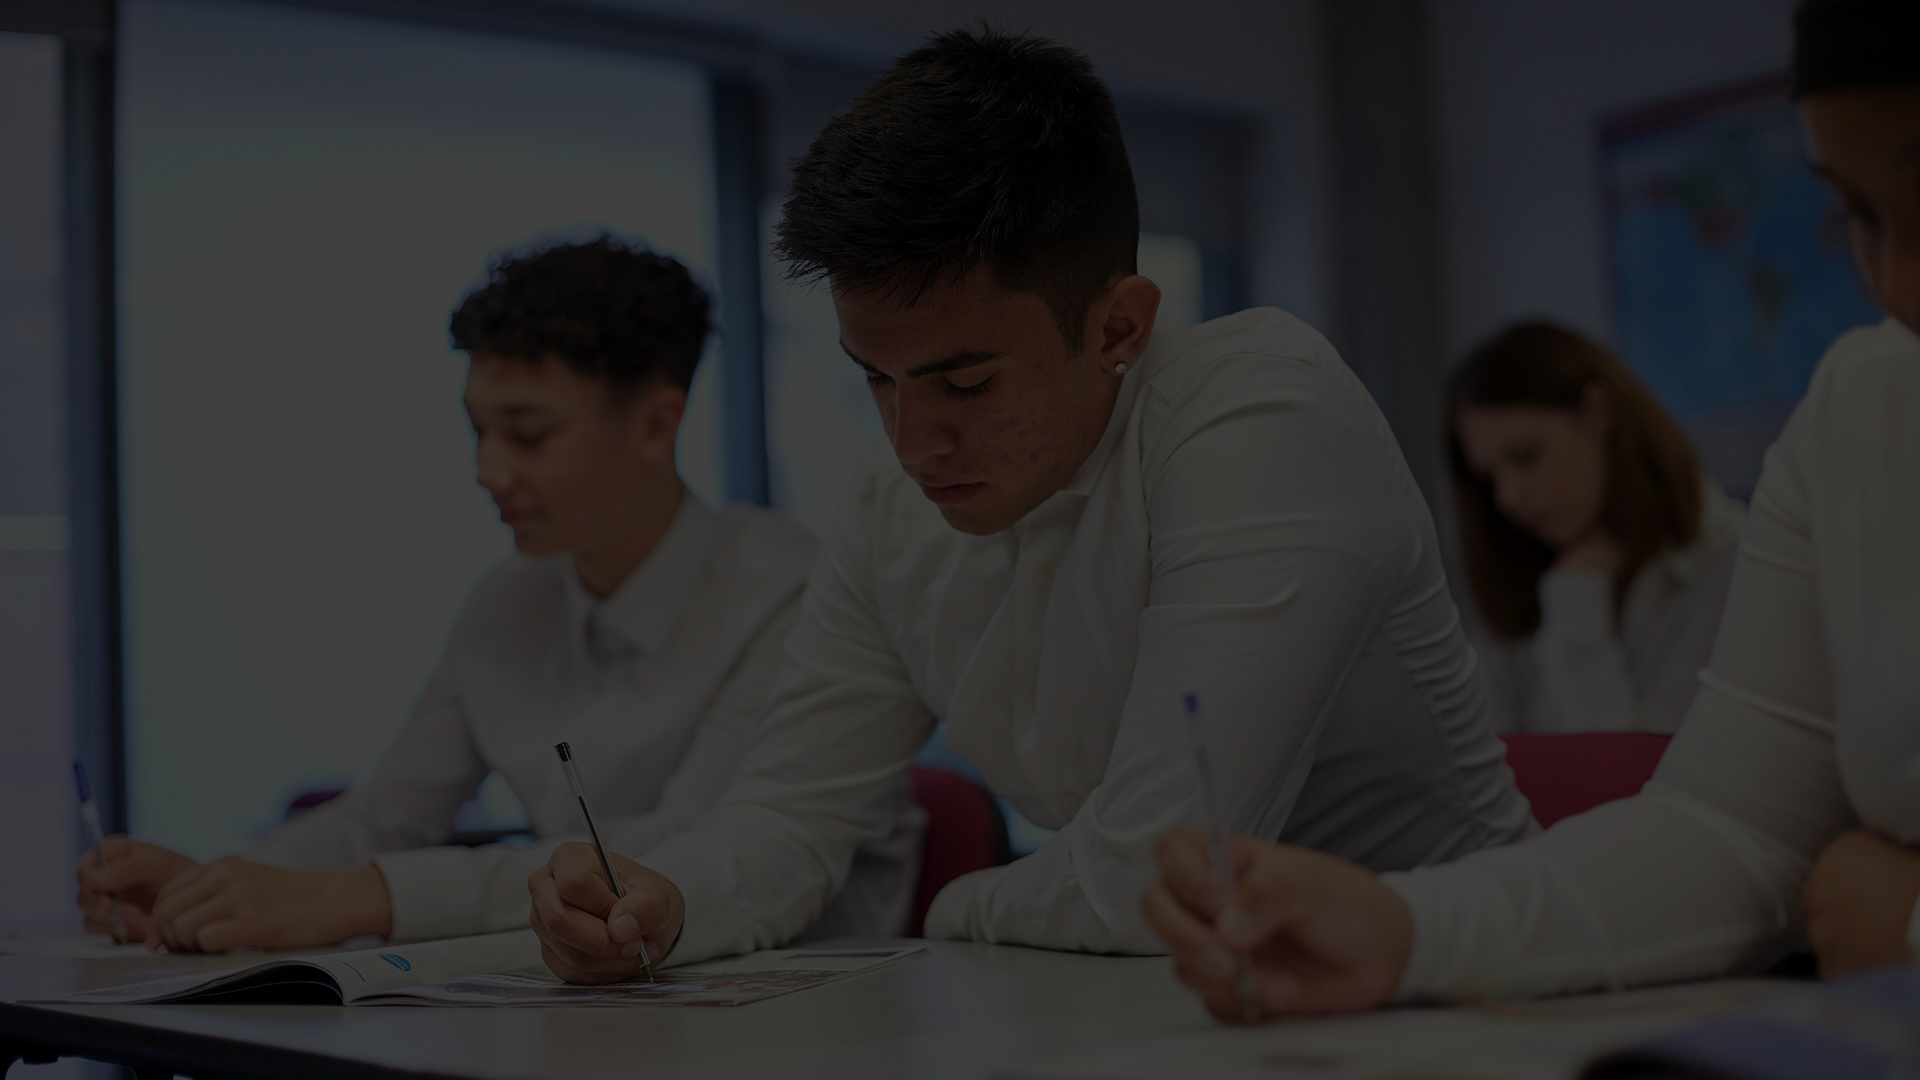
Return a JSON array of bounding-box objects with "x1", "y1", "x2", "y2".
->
[
  {"x1": 1180, "y1": 693, "x2": 1258, "y2": 1023},
  {"x1": 73, "y1": 762, "x2": 129, "y2": 945}
]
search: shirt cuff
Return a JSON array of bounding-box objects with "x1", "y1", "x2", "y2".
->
[
  {"x1": 1379, "y1": 864, "x2": 1514, "y2": 1003},
  {"x1": 923, "y1": 866, "x2": 1002, "y2": 940},
  {"x1": 637, "y1": 834, "x2": 747, "y2": 965},
  {"x1": 1538, "y1": 569, "x2": 1614, "y2": 644},
  {"x1": 372, "y1": 846, "x2": 488, "y2": 942}
]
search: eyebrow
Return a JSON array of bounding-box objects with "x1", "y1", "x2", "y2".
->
[{"x1": 841, "y1": 342, "x2": 1004, "y2": 379}]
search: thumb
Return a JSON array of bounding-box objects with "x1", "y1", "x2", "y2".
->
[{"x1": 606, "y1": 885, "x2": 668, "y2": 944}]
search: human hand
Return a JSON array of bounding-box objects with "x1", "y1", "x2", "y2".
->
[
  {"x1": 528, "y1": 842, "x2": 681, "y2": 984},
  {"x1": 1141, "y1": 828, "x2": 1412, "y2": 1021},
  {"x1": 1803, "y1": 829, "x2": 1920, "y2": 977},
  {"x1": 1554, "y1": 531, "x2": 1623, "y2": 575},
  {"x1": 75, "y1": 836, "x2": 199, "y2": 943},
  {"x1": 145, "y1": 859, "x2": 392, "y2": 952}
]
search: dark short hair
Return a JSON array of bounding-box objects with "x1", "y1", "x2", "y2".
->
[
  {"x1": 448, "y1": 235, "x2": 711, "y2": 392},
  {"x1": 774, "y1": 26, "x2": 1139, "y2": 349},
  {"x1": 1793, "y1": 0, "x2": 1920, "y2": 99},
  {"x1": 1446, "y1": 323, "x2": 1705, "y2": 640}
]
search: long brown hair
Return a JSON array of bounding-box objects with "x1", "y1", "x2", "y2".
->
[{"x1": 1447, "y1": 322, "x2": 1704, "y2": 640}]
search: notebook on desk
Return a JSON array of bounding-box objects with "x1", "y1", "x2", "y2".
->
[{"x1": 28, "y1": 931, "x2": 926, "y2": 1008}]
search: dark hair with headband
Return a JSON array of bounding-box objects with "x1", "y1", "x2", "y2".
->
[{"x1": 1793, "y1": 0, "x2": 1920, "y2": 99}]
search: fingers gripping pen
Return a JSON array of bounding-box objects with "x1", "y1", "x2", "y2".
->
[
  {"x1": 1179, "y1": 694, "x2": 1258, "y2": 1023},
  {"x1": 554, "y1": 741, "x2": 655, "y2": 982}
]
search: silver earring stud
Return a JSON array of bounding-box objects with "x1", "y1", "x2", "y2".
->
[{"x1": 1114, "y1": 362, "x2": 1128, "y2": 374}]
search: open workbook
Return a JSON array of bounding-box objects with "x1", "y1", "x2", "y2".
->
[{"x1": 30, "y1": 930, "x2": 926, "y2": 1008}]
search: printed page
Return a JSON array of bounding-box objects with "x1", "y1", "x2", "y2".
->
[
  {"x1": 311, "y1": 929, "x2": 543, "y2": 1003},
  {"x1": 28, "y1": 930, "x2": 543, "y2": 1006},
  {"x1": 371, "y1": 945, "x2": 928, "y2": 1007}
]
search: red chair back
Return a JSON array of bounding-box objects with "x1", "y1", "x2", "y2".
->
[
  {"x1": 908, "y1": 766, "x2": 1012, "y2": 937},
  {"x1": 1498, "y1": 733, "x2": 1671, "y2": 828}
]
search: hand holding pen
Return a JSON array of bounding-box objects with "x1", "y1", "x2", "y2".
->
[
  {"x1": 74, "y1": 762, "x2": 130, "y2": 945},
  {"x1": 554, "y1": 741, "x2": 656, "y2": 982},
  {"x1": 1176, "y1": 694, "x2": 1259, "y2": 1022}
]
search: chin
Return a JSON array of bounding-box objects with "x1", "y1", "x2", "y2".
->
[
  {"x1": 509, "y1": 529, "x2": 563, "y2": 556},
  {"x1": 936, "y1": 503, "x2": 1019, "y2": 537}
]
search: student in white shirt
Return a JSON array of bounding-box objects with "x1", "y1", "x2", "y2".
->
[
  {"x1": 75, "y1": 238, "x2": 913, "y2": 950},
  {"x1": 1448, "y1": 322, "x2": 1743, "y2": 734},
  {"x1": 523, "y1": 27, "x2": 1533, "y2": 981},
  {"x1": 1144, "y1": 0, "x2": 1920, "y2": 1020}
]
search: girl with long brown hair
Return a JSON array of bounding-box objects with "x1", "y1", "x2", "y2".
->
[{"x1": 1447, "y1": 322, "x2": 1743, "y2": 733}]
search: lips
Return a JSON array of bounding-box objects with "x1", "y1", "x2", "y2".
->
[{"x1": 917, "y1": 481, "x2": 985, "y2": 506}]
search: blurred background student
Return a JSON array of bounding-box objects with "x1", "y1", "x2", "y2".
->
[{"x1": 1447, "y1": 323, "x2": 1743, "y2": 733}]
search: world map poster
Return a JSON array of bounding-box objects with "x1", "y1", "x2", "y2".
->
[{"x1": 1602, "y1": 75, "x2": 1881, "y2": 496}]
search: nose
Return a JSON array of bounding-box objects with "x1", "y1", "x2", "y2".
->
[
  {"x1": 475, "y1": 433, "x2": 512, "y2": 497},
  {"x1": 888, "y1": 388, "x2": 957, "y2": 468}
]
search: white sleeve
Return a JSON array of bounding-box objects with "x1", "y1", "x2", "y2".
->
[
  {"x1": 1524, "y1": 569, "x2": 1638, "y2": 732},
  {"x1": 244, "y1": 661, "x2": 487, "y2": 874},
  {"x1": 368, "y1": 592, "x2": 806, "y2": 941},
  {"x1": 636, "y1": 494, "x2": 937, "y2": 964},
  {"x1": 1382, "y1": 393, "x2": 1856, "y2": 999},
  {"x1": 927, "y1": 352, "x2": 1408, "y2": 953}
]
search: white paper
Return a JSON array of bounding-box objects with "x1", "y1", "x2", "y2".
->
[
  {"x1": 380, "y1": 946, "x2": 928, "y2": 1007},
  {"x1": 30, "y1": 929, "x2": 544, "y2": 1005}
]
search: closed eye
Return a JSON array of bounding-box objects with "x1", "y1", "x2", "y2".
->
[{"x1": 943, "y1": 377, "x2": 993, "y2": 398}]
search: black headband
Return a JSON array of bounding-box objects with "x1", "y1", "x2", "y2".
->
[{"x1": 1793, "y1": 0, "x2": 1920, "y2": 99}]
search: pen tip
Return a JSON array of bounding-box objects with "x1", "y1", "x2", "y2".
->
[
  {"x1": 554, "y1": 742, "x2": 570, "y2": 761},
  {"x1": 1183, "y1": 693, "x2": 1198, "y2": 713}
]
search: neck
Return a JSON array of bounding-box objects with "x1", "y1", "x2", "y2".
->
[{"x1": 572, "y1": 478, "x2": 686, "y2": 599}]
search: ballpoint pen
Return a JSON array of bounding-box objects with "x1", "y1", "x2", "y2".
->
[
  {"x1": 554, "y1": 741, "x2": 655, "y2": 983},
  {"x1": 73, "y1": 761, "x2": 130, "y2": 945},
  {"x1": 1179, "y1": 693, "x2": 1258, "y2": 1023}
]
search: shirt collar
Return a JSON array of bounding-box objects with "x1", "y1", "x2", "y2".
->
[{"x1": 561, "y1": 492, "x2": 718, "y2": 658}]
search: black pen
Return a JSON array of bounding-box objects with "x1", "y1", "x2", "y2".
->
[{"x1": 554, "y1": 741, "x2": 655, "y2": 982}]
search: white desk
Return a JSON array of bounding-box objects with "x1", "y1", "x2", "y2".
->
[{"x1": 0, "y1": 935, "x2": 1212, "y2": 1079}]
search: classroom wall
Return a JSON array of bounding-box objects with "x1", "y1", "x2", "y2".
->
[{"x1": 1428, "y1": 0, "x2": 1799, "y2": 360}]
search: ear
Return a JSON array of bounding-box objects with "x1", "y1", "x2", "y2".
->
[
  {"x1": 1085, "y1": 275, "x2": 1162, "y2": 369},
  {"x1": 625, "y1": 381, "x2": 688, "y2": 466},
  {"x1": 1576, "y1": 381, "x2": 1614, "y2": 439}
]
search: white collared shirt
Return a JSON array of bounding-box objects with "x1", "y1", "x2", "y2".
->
[
  {"x1": 1478, "y1": 485, "x2": 1746, "y2": 734},
  {"x1": 244, "y1": 494, "x2": 918, "y2": 941},
  {"x1": 641, "y1": 308, "x2": 1535, "y2": 962},
  {"x1": 1387, "y1": 318, "x2": 1920, "y2": 999}
]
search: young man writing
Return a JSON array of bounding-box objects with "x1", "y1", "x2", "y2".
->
[
  {"x1": 529, "y1": 30, "x2": 1533, "y2": 979},
  {"x1": 77, "y1": 237, "x2": 914, "y2": 950}
]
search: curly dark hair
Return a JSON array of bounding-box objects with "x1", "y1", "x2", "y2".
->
[
  {"x1": 773, "y1": 26, "x2": 1138, "y2": 350},
  {"x1": 448, "y1": 235, "x2": 711, "y2": 392}
]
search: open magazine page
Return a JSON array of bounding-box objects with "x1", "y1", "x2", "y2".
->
[
  {"x1": 30, "y1": 930, "x2": 543, "y2": 1005},
  {"x1": 375, "y1": 946, "x2": 929, "y2": 1007}
]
